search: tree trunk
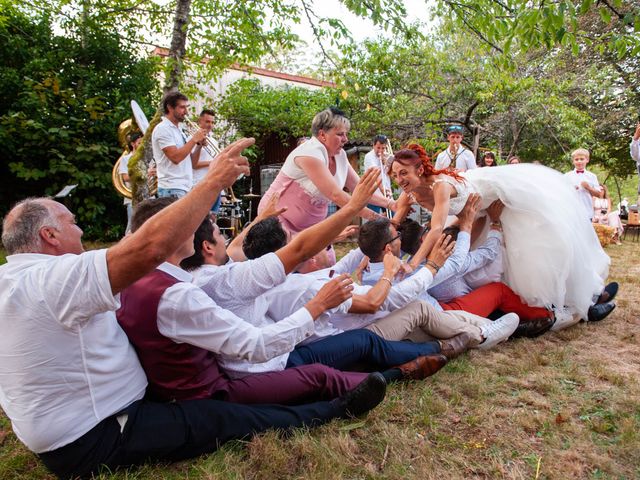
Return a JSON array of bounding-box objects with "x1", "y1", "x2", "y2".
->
[{"x1": 131, "y1": 0, "x2": 193, "y2": 203}]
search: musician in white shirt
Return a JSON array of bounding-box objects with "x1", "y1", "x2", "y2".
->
[
  {"x1": 152, "y1": 92, "x2": 206, "y2": 198},
  {"x1": 434, "y1": 125, "x2": 477, "y2": 171},
  {"x1": 363, "y1": 134, "x2": 393, "y2": 214},
  {"x1": 190, "y1": 108, "x2": 223, "y2": 214}
]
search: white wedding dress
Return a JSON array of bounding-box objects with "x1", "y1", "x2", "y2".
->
[{"x1": 436, "y1": 164, "x2": 610, "y2": 317}]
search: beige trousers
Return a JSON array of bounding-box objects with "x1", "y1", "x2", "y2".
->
[{"x1": 365, "y1": 300, "x2": 489, "y2": 345}]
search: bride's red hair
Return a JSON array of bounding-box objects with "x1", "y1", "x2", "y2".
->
[{"x1": 389, "y1": 143, "x2": 463, "y2": 181}]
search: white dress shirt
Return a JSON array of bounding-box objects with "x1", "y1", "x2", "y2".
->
[
  {"x1": 435, "y1": 147, "x2": 477, "y2": 171},
  {"x1": 429, "y1": 230, "x2": 503, "y2": 302},
  {"x1": 564, "y1": 168, "x2": 600, "y2": 221},
  {"x1": 362, "y1": 260, "x2": 442, "y2": 309},
  {"x1": 0, "y1": 250, "x2": 147, "y2": 453},
  {"x1": 191, "y1": 253, "x2": 314, "y2": 377},
  {"x1": 157, "y1": 262, "x2": 314, "y2": 364},
  {"x1": 152, "y1": 116, "x2": 193, "y2": 191}
]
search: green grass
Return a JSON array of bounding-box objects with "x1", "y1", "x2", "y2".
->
[{"x1": 1, "y1": 242, "x2": 639, "y2": 480}]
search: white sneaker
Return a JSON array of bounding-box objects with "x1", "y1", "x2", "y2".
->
[
  {"x1": 550, "y1": 307, "x2": 580, "y2": 331},
  {"x1": 477, "y1": 313, "x2": 519, "y2": 350}
]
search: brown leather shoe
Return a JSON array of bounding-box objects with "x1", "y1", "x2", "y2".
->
[
  {"x1": 438, "y1": 332, "x2": 473, "y2": 359},
  {"x1": 397, "y1": 354, "x2": 447, "y2": 380}
]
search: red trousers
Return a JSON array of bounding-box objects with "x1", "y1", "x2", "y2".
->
[{"x1": 440, "y1": 282, "x2": 551, "y2": 321}]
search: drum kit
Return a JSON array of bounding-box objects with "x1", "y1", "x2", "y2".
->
[{"x1": 215, "y1": 192, "x2": 262, "y2": 240}]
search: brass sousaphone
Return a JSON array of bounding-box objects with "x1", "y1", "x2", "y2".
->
[{"x1": 112, "y1": 100, "x2": 156, "y2": 198}]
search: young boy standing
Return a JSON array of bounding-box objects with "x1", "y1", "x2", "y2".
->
[{"x1": 565, "y1": 148, "x2": 601, "y2": 221}]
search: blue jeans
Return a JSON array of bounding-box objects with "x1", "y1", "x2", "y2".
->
[
  {"x1": 286, "y1": 329, "x2": 440, "y2": 371},
  {"x1": 158, "y1": 188, "x2": 188, "y2": 199}
]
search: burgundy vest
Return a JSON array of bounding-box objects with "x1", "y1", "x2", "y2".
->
[{"x1": 117, "y1": 269, "x2": 224, "y2": 401}]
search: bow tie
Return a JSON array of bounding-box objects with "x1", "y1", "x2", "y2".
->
[{"x1": 576, "y1": 170, "x2": 585, "y2": 174}]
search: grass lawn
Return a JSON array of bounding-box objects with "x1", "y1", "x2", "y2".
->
[{"x1": 0, "y1": 241, "x2": 639, "y2": 480}]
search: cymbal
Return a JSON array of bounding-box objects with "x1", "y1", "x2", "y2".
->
[{"x1": 243, "y1": 193, "x2": 262, "y2": 198}]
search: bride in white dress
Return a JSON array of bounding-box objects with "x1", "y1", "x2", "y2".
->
[{"x1": 390, "y1": 144, "x2": 610, "y2": 318}]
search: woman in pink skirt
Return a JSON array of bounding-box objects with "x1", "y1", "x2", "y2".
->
[{"x1": 259, "y1": 107, "x2": 395, "y2": 239}]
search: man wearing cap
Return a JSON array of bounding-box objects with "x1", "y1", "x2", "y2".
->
[{"x1": 435, "y1": 125, "x2": 477, "y2": 171}]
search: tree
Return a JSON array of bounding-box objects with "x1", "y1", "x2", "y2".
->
[
  {"x1": 0, "y1": 1, "x2": 158, "y2": 239},
  {"x1": 434, "y1": 0, "x2": 640, "y2": 61}
]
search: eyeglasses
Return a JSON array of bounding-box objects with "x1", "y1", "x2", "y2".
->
[{"x1": 385, "y1": 232, "x2": 402, "y2": 245}]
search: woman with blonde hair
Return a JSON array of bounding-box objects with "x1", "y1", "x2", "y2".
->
[{"x1": 259, "y1": 107, "x2": 395, "y2": 238}]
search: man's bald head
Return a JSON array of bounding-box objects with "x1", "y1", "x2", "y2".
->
[{"x1": 2, "y1": 198, "x2": 62, "y2": 254}]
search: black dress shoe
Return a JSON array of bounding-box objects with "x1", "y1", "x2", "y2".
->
[
  {"x1": 596, "y1": 282, "x2": 619, "y2": 304},
  {"x1": 587, "y1": 301, "x2": 616, "y2": 322},
  {"x1": 340, "y1": 372, "x2": 387, "y2": 418},
  {"x1": 438, "y1": 332, "x2": 473, "y2": 359},
  {"x1": 510, "y1": 316, "x2": 554, "y2": 339}
]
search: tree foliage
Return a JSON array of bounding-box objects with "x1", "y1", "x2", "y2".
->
[
  {"x1": 0, "y1": 1, "x2": 159, "y2": 239},
  {"x1": 434, "y1": 0, "x2": 640, "y2": 61},
  {"x1": 216, "y1": 78, "x2": 337, "y2": 157}
]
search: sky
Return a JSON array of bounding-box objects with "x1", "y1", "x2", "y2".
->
[
  {"x1": 296, "y1": 0, "x2": 433, "y2": 43},
  {"x1": 287, "y1": 0, "x2": 434, "y2": 71}
]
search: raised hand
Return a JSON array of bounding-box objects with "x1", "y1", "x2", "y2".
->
[
  {"x1": 333, "y1": 225, "x2": 359, "y2": 243},
  {"x1": 349, "y1": 168, "x2": 381, "y2": 211},
  {"x1": 306, "y1": 274, "x2": 354, "y2": 318},
  {"x1": 256, "y1": 192, "x2": 287, "y2": 220},
  {"x1": 382, "y1": 252, "x2": 402, "y2": 278},
  {"x1": 208, "y1": 138, "x2": 255, "y2": 187},
  {"x1": 486, "y1": 199, "x2": 505, "y2": 223},
  {"x1": 457, "y1": 193, "x2": 481, "y2": 230},
  {"x1": 427, "y1": 234, "x2": 455, "y2": 268}
]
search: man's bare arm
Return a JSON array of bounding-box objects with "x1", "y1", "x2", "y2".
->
[
  {"x1": 275, "y1": 168, "x2": 381, "y2": 273},
  {"x1": 106, "y1": 138, "x2": 255, "y2": 294}
]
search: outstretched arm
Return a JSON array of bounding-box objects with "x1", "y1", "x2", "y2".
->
[
  {"x1": 408, "y1": 182, "x2": 452, "y2": 270},
  {"x1": 106, "y1": 138, "x2": 255, "y2": 294},
  {"x1": 297, "y1": 156, "x2": 380, "y2": 220},
  {"x1": 275, "y1": 168, "x2": 381, "y2": 273}
]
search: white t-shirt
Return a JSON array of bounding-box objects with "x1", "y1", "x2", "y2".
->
[
  {"x1": 281, "y1": 136, "x2": 349, "y2": 198},
  {"x1": 363, "y1": 150, "x2": 392, "y2": 193},
  {"x1": 631, "y1": 138, "x2": 640, "y2": 165},
  {"x1": 152, "y1": 116, "x2": 193, "y2": 192},
  {"x1": 564, "y1": 169, "x2": 600, "y2": 220},
  {"x1": 0, "y1": 250, "x2": 147, "y2": 453},
  {"x1": 435, "y1": 147, "x2": 477, "y2": 171},
  {"x1": 191, "y1": 136, "x2": 220, "y2": 186},
  {"x1": 118, "y1": 153, "x2": 132, "y2": 205}
]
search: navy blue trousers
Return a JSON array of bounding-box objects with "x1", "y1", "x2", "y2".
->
[
  {"x1": 39, "y1": 398, "x2": 342, "y2": 479},
  {"x1": 286, "y1": 328, "x2": 440, "y2": 370}
]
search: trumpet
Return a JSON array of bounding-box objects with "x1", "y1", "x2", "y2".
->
[
  {"x1": 183, "y1": 118, "x2": 221, "y2": 159},
  {"x1": 183, "y1": 118, "x2": 243, "y2": 200},
  {"x1": 382, "y1": 139, "x2": 395, "y2": 219}
]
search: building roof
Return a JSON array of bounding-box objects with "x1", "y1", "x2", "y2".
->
[{"x1": 153, "y1": 47, "x2": 336, "y2": 89}]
